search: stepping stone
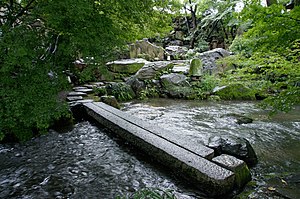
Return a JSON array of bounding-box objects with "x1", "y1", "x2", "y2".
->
[
  {"x1": 82, "y1": 102, "x2": 235, "y2": 196},
  {"x1": 73, "y1": 86, "x2": 87, "y2": 91},
  {"x1": 67, "y1": 96, "x2": 83, "y2": 102},
  {"x1": 172, "y1": 66, "x2": 189, "y2": 74},
  {"x1": 85, "y1": 84, "x2": 97, "y2": 89},
  {"x1": 76, "y1": 99, "x2": 94, "y2": 103},
  {"x1": 68, "y1": 91, "x2": 87, "y2": 97},
  {"x1": 74, "y1": 88, "x2": 94, "y2": 94}
]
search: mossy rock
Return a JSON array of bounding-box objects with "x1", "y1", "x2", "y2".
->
[
  {"x1": 214, "y1": 83, "x2": 256, "y2": 100},
  {"x1": 106, "y1": 59, "x2": 146, "y2": 74},
  {"x1": 162, "y1": 86, "x2": 197, "y2": 99},
  {"x1": 189, "y1": 58, "x2": 203, "y2": 76}
]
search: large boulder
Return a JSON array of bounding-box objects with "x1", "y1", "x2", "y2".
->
[
  {"x1": 195, "y1": 48, "x2": 231, "y2": 74},
  {"x1": 160, "y1": 73, "x2": 190, "y2": 88},
  {"x1": 106, "y1": 59, "x2": 148, "y2": 74},
  {"x1": 160, "y1": 73, "x2": 195, "y2": 99},
  {"x1": 126, "y1": 76, "x2": 146, "y2": 94},
  {"x1": 165, "y1": 45, "x2": 188, "y2": 60},
  {"x1": 206, "y1": 136, "x2": 258, "y2": 167},
  {"x1": 213, "y1": 83, "x2": 256, "y2": 100},
  {"x1": 129, "y1": 39, "x2": 165, "y2": 61},
  {"x1": 135, "y1": 61, "x2": 173, "y2": 80}
]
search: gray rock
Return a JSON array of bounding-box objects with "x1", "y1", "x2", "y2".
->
[
  {"x1": 126, "y1": 76, "x2": 146, "y2": 94},
  {"x1": 166, "y1": 45, "x2": 188, "y2": 60},
  {"x1": 171, "y1": 65, "x2": 189, "y2": 74},
  {"x1": 74, "y1": 88, "x2": 93, "y2": 94},
  {"x1": 160, "y1": 73, "x2": 190, "y2": 88},
  {"x1": 195, "y1": 48, "x2": 231, "y2": 74},
  {"x1": 75, "y1": 99, "x2": 94, "y2": 103},
  {"x1": 73, "y1": 86, "x2": 87, "y2": 90},
  {"x1": 68, "y1": 91, "x2": 87, "y2": 97},
  {"x1": 129, "y1": 39, "x2": 165, "y2": 61},
  {"x1": 221, "y1": 113, "x2": 253, "y2": 125},
  {"x1": 213, "y1": 154, "x2": 251, "y2": 188},
  {"x1": 206, "y1": 136, "x2": 258, "y2": 167},
  {"x1": 106, "y1": 59, "x2": 148, "y2": 74},
  {"x1": 66, "y1": 96, "x2": 83, "y2": 102},
  {"x1": 135, "y1": 61, "x2": 173, "y2": 80}
]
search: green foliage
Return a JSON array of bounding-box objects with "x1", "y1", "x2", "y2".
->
[
  {"x1": 224, "y1": 3, "x2": 300, "y2": 112},
  {"x1": 191, "y1": 75, "x2": 220, "y2": 99},
  {"x1": 0, "y1": 0, "x2": 175, "y2": 141},
  {"x1": 138, "y1": 87, "x2": 159, "y2": 100},
  {"x1": 116, "y1": 188, "x2": 176, "y2": 199},
  {"x1": 107, "y1": 83, "x2": 135, "y2": 102},
  {"x1": 94, "y1": 87, "x2": 107, "y2": 97},
  {"x1": 218, "y1": 51, "x2": 300, "y2": 112},
  {"x1": 234, "y1": 4, "x2": 300, "y2": 54}
]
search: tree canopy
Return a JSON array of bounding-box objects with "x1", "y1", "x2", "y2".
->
[{"x1": 0, "y1": 0, "x2": 176, "y2": 141}]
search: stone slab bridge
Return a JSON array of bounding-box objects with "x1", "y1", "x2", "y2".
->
[{"x1": 73, "y1": 102, "x2": 251, "y2": 197}]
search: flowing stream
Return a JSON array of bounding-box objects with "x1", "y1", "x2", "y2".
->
[{"x1": 0, "y1": 99, "x2": 299, "y2": 198}]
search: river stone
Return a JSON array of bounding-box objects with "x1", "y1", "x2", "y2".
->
[
  {"x1": 129, "y1": 39, "x2": 165, "y2": 61},
  {"x1": 135, "y1": 61, "x2": 173, "y2": 80},
  {"x1": 221, "y1": 113, "x2": 253, "y2": 125},
  {"x1": 212, "y1": 154, "x2": 251, "y2": 188},
  {"x1": 160, "y1": 73, "x2": 190, "y2": 88},
  {"x1": 106, "y1": 59, "x2": 147, "y2": 74},
  {"x1": 206, "y1": 136, "x2": 258, "y2": 167}
]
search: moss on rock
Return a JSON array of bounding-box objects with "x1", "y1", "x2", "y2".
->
[{"x1": 214, "y1": 83, "x2": 256, "y2": 100}]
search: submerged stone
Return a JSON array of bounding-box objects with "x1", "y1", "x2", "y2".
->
[
  {"x1": 206, "y1": 136, "x2": 258, "y2": 167},
  {"x1": 221, "y1": 113, "x2": 253, "y2": 125}
]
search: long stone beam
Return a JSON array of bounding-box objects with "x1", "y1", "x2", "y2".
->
[
  {"x1": 93, "y1": 102, "x2": 214, "y2": 159},
  {"x1": 82, "y1": 102, "x2": 236, "y2": 196}
]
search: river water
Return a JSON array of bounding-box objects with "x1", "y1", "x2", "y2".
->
[{"x1": 0, "y1": 99, "x2": 299, "y2": 198}]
